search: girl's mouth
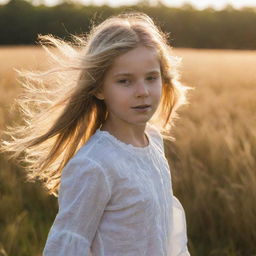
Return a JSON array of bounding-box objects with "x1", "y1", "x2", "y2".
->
[
  {"x1": 132, "y1": 104, "x2": 150, "y2": 109},
  {"x1": 131, "y1": 105, "x2": 151, "y2": 111}
]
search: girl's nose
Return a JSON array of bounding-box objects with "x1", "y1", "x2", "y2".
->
[{"x1": 134, "y1": 81, "x2": 149, "y2": 98}]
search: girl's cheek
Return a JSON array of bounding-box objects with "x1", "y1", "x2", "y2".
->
[{"x1": 154, "y1": 82, "x2": 163, "y2": 96}]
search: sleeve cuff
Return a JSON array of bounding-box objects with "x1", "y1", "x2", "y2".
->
[{"x1": 43, "y1": 228, "x2": 90, "y2": 256}]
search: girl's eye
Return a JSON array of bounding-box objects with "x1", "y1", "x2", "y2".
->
[
  {"x1": 147, "y1": 76, "x2": 158, "y2": 81},
  {"x1": 117, "y1": 79, "x2": 130, "y2": 85}
]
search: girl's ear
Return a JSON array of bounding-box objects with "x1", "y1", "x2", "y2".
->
[{"x1": 94, "y1": 91, "x2": 104, "y2": 100}]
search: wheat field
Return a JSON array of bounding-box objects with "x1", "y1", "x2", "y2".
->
[{"x1": 0, "y1": 46, "x2": 255, "y2": 256}]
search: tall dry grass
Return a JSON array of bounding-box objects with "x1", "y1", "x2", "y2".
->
[
  {"x1": 0, "y1": 46, "x2": 255, "y2": 256},
  {"x1": 170, "y1": 48, "x2": 256, "y2": 255},
  {"x1": 0, "y1": 46, "x2": 59, "y2": 256}
]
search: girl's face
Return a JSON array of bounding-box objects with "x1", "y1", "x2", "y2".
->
[{"x1": 96, "y1": 45, "x2": 162, "y2": 130}]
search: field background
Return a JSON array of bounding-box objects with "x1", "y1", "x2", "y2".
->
[{"x1": 0, "y1": 46, "x2": 256, "y2": 256}]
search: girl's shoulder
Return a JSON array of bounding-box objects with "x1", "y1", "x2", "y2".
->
[
  {"x1": 74, "y1": 130, "x2": 114, "y2": 163},
  {"x1": 146, "y1": 123, "x2": 164, "y2": 152},
  {"x1": 70, "y1": 128, "x2": 127, "y2": 171},
  {"x1": 60, "y1": 132, "x2": 116, "y2": 192}
]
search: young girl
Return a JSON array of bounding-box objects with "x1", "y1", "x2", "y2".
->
[{"x1": 0, "y1": 12, "x2": 191, "y2": 255}]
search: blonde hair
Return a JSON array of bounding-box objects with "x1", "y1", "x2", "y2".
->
[{"x1": 0, "y1": 12, "x2": 191, "y2": 197}]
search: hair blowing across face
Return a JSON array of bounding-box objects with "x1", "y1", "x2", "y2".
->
[{"x1": 0, "y1": 12, "x2": 192, "y2": 196}]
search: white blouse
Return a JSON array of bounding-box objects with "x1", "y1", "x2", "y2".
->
[{"x1": 43, "y1": 123, "x2": 190, "y2": 256}]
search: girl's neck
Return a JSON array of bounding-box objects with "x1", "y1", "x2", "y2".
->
[{"x1": 100, "y1": 123, "x2": 149, "y2": 148}]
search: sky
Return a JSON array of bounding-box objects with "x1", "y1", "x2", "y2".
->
[{"x1": 1, "y1": 0, "x2": 256, "y2": 9}]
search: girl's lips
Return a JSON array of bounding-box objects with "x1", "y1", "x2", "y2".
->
[
  {"x1": 131, "y1": 105, "x2": 151, "y2": 112},
  {"x1": 131, "y1": 105, "x2": 151, "y2": 109}
]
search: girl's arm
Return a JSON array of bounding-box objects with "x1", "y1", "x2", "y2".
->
[{"x1": 43, "y1": 157, "x2": 111, "y2": 256}]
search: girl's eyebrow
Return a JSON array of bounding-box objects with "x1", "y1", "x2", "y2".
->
[{"x1": 113, "y1": 70, "x2": 160, "y2": 77}]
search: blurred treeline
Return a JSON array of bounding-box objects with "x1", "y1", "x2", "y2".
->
[{"x1": 0, "y1": 0, "x2": 256, "y2": 49}]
